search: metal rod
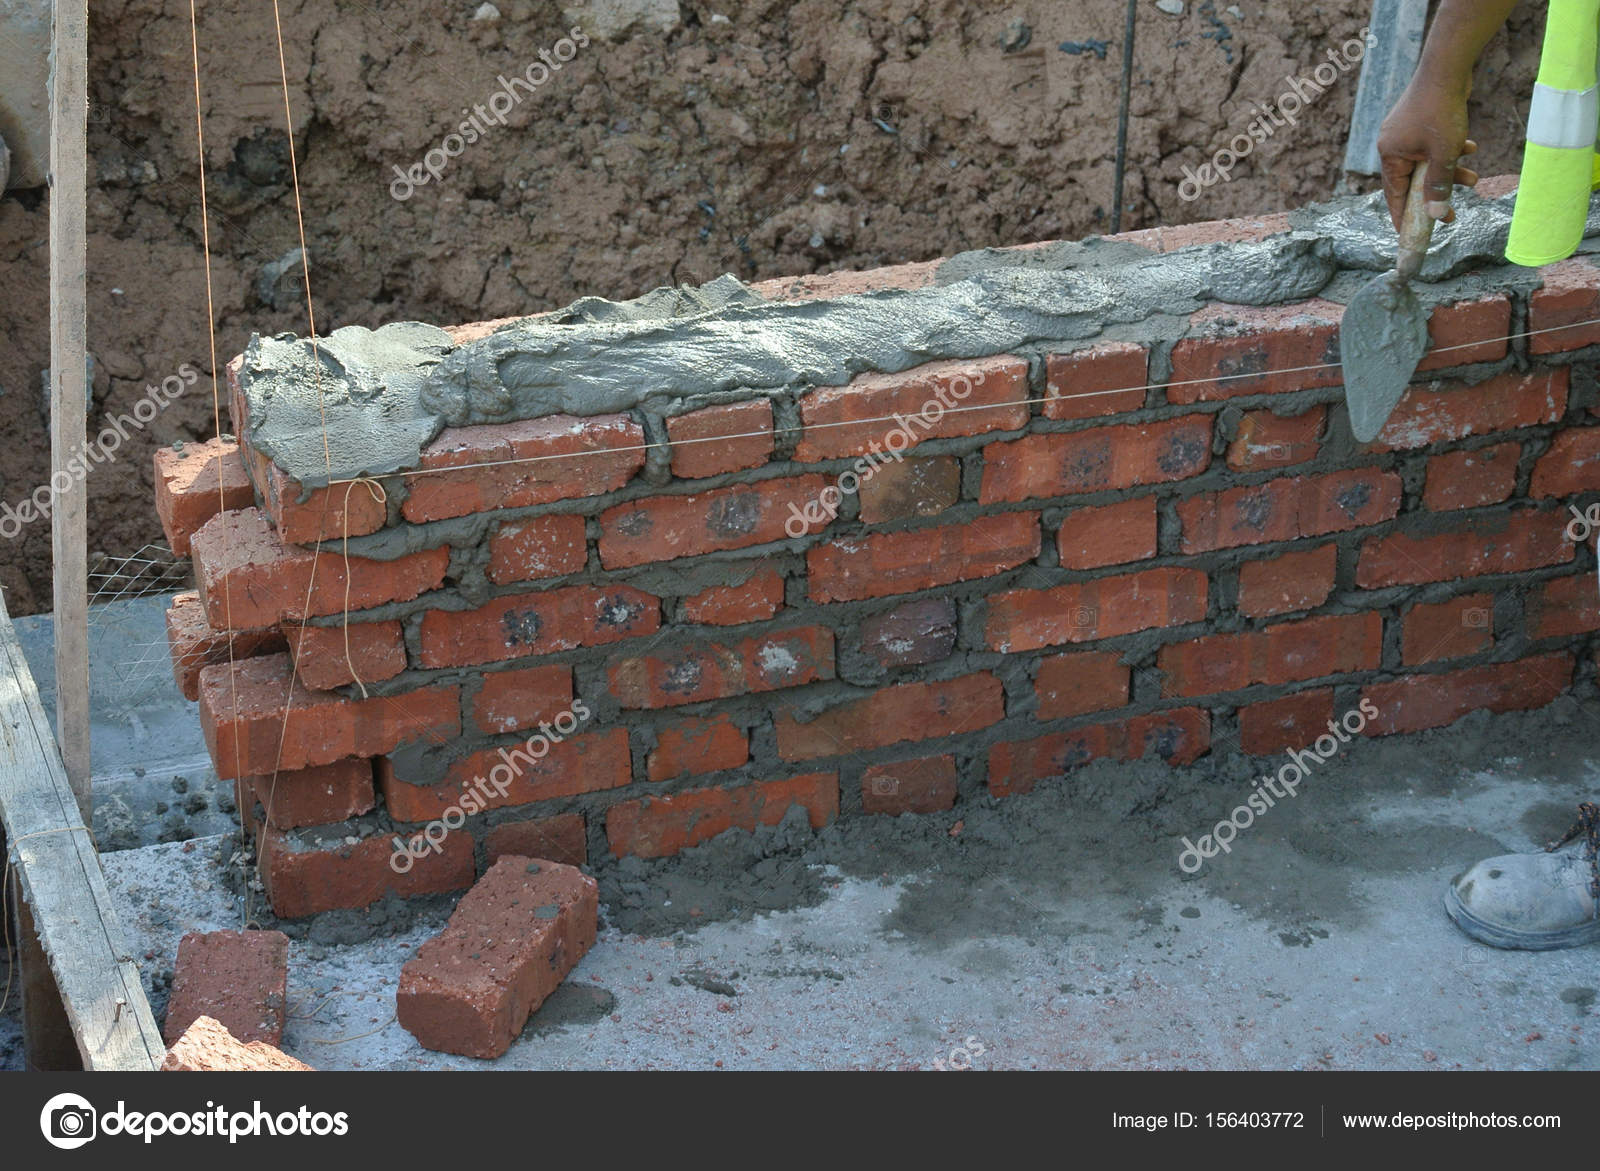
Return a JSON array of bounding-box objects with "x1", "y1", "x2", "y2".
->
[{"x1": 1112, "y1": 0, "x2": 1138, "y2": 232}]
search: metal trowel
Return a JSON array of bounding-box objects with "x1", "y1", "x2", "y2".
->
[{"x1": 1340, "y1": 169, "x2": 1436, "y2": 443}]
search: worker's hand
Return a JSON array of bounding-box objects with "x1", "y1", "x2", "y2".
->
[{"x1": 1377, "y1": 80, "x2": 1480, "y2": 231}]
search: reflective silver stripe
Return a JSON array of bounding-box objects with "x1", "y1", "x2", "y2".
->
[{"x1": 1528, "y1": 81, "x2": 1600, "y2": 149}]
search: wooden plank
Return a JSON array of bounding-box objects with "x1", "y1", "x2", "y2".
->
[
  {"x1": 1343, "y1": 0, "x2": 1429, "y2": 176},
  {"x1": 0, "y1": 591, "x2": 163, "y2": 1070},
  {"x1": 50, "y1": 0, "x2": 91, "y2": 811}
]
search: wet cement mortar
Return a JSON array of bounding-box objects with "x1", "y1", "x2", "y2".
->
[
  {"x1": 53, "y1": 695, "x2": 1599, "y2": 1071},
  {"x1": 239, "y1": 186, "x2": 1565, "y2": 494}
]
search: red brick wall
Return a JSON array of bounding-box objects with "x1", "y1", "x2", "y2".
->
[{"x1": 157, "y1": 207, "x2": 1600, "y2": 919}]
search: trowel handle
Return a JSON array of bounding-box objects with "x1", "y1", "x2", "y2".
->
[{"x1": 1395, "y1": 166, "x2": 1435, "y2": 283}]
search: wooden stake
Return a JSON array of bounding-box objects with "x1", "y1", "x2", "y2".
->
[{"x1": 50, "y1": 0, "x2": 90, "y2": 816}]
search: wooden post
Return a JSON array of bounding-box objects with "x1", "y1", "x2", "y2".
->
[
  {"x1": 50, "y1": 2, "x2": 89, "y2": 810},
  {"x1": 31, "y1": 0, "x2": 92, "y2": 1071}
]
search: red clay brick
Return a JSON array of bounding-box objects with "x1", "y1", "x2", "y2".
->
[
  {"x1": 1044, "y1": 342, "x2": 1148, "y2": 420},
  {"x1": 808, "y1": 511, "x2": 1040, "y2": 603},
  {"x1": 1418, "y1": 295, "x2": 1512, "y2": 371},
  {"x1": 482, "y1": 813, "x2": 588, "y2": 869},
  {"x1": 1357, "y1": 511, "x2": 1573, "y2": 587},
  {"x1": 774, "y1": 673, "x2": 1004, "y2": 761},
  {"x1": 609, "y1": 626, "x2": 834, "y2": 709},
  {"x1": 401, "y1": 414, "x2": 645, "y2": 524},
  {"x1": 605, "y1": 773, "x2": 839, "y2": 859},
  {"x1": 397, "y1": 857, "x2": 599, "y2": 1058},
  {"x1": 861, "y1": 755, "x2": 958, "y2": 815},
  {"x1": 166, "y1": 591, "x2": 287, "y2": 702},
  {"x1": 160, "y1": 1016, "x2": 312, "y2": 1072},
  {"x1": 1402, "y1": 594, "x2": 1494, "y2": 665},
  {"x1": 668, "y1": 399, "x2": 774, "y2": 478},
  {"x1": 1531, "y1": 428, "x2": 1600, "y2": 498},
  {"x1": 857, "y1": 455, "x2": 961, "y2": 524},
  {"x1": 1167, "y1": 300, "x2": 1342, "y2": 404},
  {"x1": 153, "y1": 438, "x2": 256, "y2": 557},
  {"x1": 243, "y1": 758, "x2": 376, "y2": 830},
  {"x1": 795, "y1": 356, "x2": 1028, "y2": 461},
  {"x1": 163, "y1": 930, "x2": 289, "y2": 1046},
  {"x1": 1178, "y1": 468, "x2": 1401, "y2": 553},
  {"x1": 1056, "y1": 496, "x2": 1157, "y2": 569},
  {"x1": 380, "y1": 728, "x2": 631, "y2": 821},
  {"x1": 283, "y1": 619, "x2": 407, "y2": 691},
  {"x1": 419, "y1": 584, "x2": 659, "y2": 669},
  {"x1": 986, "y1": 566, "x2": 1208, "y2": 653},
  {"x1": 1373, "y1": 370, "x2": 1566, "y2": 451},
  {"x1": 1225, "y1": 407, "x2": 1325, "y2": 471},
  {"x1": 1238, "y1": 689, "x2": 1336, "y2": 756},
  {"x1": 1035, "y1": 650, "x2": 1130, "y2": 720},
  {"x1": 1236, "y1": 544, "x2": 1339, "y2": 619},
  {"x1": 1529, "y1": 259, "x2": 1600, "y2": 354},
  {"x1": 1156, "y1": 612, "x2": 1382, "y2": 696},
  {"x1": 980, "y1": 416, "x2": 1212, "y2": 504},
  {"x1": 191, "y1": 507, "x2": 448, "y2": 629},
  {"x1": 988, "y1": 708, "x2": 1210, "y2": 797},
  {"x1": 598, "y1": 475, "x2": 833, "y2": 569},
  {"x1": 262, "y1": 468, "x2": 390, "y2": 548},
  {"x1": 487, "y1": 514, "x2": 588, "y2": 585},
  {"x1": 858, "y1": 598, "x2": 958, "y2": 668},
  {"x1": 471, "y1": 664, "x2": 575, "y2": 735},
  {"x1": 1526, "y1": 574, "x2": 1600, "y2": 640},
  {"x1": 260, "y1": 824, "x2": 475, "y2": 918},
  {"x1": 1423, "y1": 442, "x2": 1521, "y2": 511},
  {"x1": 199, "y1": 653, "x2": 460, "y2": 780},
  {"x1": 1360, "y1": 653, "x2": 1575, "y2": 736},
  {"x1": 647, "y1": 714, "x2": 749, "y2": 781},
  {"x1": 681, "y1": 567, "x2": 785, "y2": 626}
]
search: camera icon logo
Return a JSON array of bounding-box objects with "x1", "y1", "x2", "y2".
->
[{"x1": 40, "y1": 1092, "x2": 97, "y2": 1149}]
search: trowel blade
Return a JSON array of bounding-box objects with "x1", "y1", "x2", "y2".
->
[{"x1": 1340, "y1": 270, "x2": 1429, "y2": 444}]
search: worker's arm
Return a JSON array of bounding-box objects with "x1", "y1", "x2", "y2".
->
[{"x1": 1377, "y1": 0, "x2": 1521, "y2": 229}]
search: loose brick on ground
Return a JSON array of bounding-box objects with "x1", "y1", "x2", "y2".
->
[
  {"x1": 163, "y1": 930, "x2": 289, "y2": 1046},
  {"x1": 160, "y1": 1016, "x2": 312, "y2": 1072},
  {"x1": 397, "y1": 857, "x2": 599, "y2": 1058}
]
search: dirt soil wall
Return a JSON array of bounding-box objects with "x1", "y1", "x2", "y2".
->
[{"x1": 0, "y1": 0, "x2": 1542, "y2": 614}]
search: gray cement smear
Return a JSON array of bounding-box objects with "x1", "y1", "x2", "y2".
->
[{"x1": 238, "y1": 187, "x2": 1600, "y2": 491}]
